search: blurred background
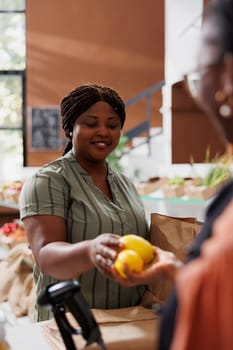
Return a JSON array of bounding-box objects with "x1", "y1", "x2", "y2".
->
[{"x1": 1, "y1": 0, "x2": 226, "y2": 183}]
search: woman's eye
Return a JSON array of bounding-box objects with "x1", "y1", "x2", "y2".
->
[
  {"x1": 83, "y1": 122, "x2": 120, "y2": 129},
  {"x1": 86, "y1": 123, "x2": 97, "y2": 128},
  {"x1": 108, "y1": 124, "x2": 120, "y2": 129}
]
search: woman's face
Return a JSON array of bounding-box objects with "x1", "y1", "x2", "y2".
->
[
  {"x1": 194, "y1": 17, "x2": 233, "y2": 145},
  {"x1": 72, "y1": 100, "x2": 122, "y2": 164}
]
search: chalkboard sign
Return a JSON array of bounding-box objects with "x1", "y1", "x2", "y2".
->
[{"x1": 30, "y1": 107, "x2": 61, "y2": 150}]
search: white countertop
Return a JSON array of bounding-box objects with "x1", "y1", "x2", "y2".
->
[{"x1": 6, "y1": 323, "x2": 51, "y2": 350}]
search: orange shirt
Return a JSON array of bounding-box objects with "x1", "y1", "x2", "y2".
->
[{"x1": 171, "y1": 198, "x2": 233, "y2": 350}]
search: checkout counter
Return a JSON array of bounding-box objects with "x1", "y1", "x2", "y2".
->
[{"x1": 141, "y1": 194, "x2": 208, "y2": 224}]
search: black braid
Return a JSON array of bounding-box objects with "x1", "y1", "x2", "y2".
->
[{"x1": 61, "y1": 84, "x2": 126, "y2": 154}]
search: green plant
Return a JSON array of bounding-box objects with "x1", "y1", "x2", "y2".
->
[
  {"x1": 167, "y1": 176, "x2": 185, "y2": 186},
  {"x1": 107, "y1": 135, "x2": 128, "y2": 171},
  {"x1": 202, "y1": 164, "x2": 231, "y2": 187},
  {"x1": 189, "y1": 145, "x2": 233, "y2": 186}
]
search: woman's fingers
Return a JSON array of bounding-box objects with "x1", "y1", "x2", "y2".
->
[
  {"x1": 93, "y1": 237, "x2": 183, "y2": 285},
  {"x1": 111, "y1": 247, "x2": 183, "y2": 286}
]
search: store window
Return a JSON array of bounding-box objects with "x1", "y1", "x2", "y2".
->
[{"x1": 0, "y1": 0, "x2": 25, "y2": 179}]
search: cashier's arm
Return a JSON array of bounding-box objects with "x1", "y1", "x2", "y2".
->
[
  {"x1": 23, "y1": 215, "x2": 121, "y2": 281},
  {"x1": 23, "y1": 215, "x2": 95, "y2": 279}
]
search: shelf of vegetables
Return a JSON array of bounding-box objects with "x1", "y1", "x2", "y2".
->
[
  {"x1": 136, "y1": 161, "x2": 233, "y2": 223},
  {"x1": 0, "y1": 180, "x2": 22, "y2": 226}
]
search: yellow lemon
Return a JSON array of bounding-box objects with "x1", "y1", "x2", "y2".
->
[
  {"x1": 114, "y1": 249, "x2": 143, "y2": 279},
  {"x1": 120, "y1": 234, "x2": 155, "y2": 264}
]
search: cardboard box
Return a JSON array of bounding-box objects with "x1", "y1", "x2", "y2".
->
[
  {"x1": 135, "y1": 177, "x2": 168, "y2": 195},
  {"x1": 185, "y1": 180, "x2": 230, "y2": 200},
  {"x1": 162, "y1": 184, "x2": 185, "y2": 198},
  {"x1": 41, "y1": 306, "x2": 159, "y2": 350}
]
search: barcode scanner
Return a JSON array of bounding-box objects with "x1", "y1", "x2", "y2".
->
[{"x1": 37, "y1": 280, "x2": 107, "y2": 350}]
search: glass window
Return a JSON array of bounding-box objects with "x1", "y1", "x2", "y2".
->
[
  {"x1": 0, "y1": 129, "x2": 23, "y2": 181},
  {"x1": 0, "y1": 0, "x2": 25, "y2": 179},
  {"x1": 0, "y1": 12, "x2": 25, "y2": 70},
  {"x1": 0, "y1": 72, "x2": 24, "y2": 178},
  {"x1": 0, "y1": 74, "x2": 23, "y2": 128},
  {"x1": 0, "y1": 0, "x2": 25, "y2": 11}
]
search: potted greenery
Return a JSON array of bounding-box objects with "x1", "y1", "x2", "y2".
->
[{"x1": 107, "y1": 135, "x2": 128, "y2": 172}]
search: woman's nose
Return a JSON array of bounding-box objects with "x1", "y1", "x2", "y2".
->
[{"x1": 96, "y1": 125, "x2": 109, "y2": 135}]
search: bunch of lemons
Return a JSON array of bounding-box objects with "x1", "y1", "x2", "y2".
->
[{"x1": 114, "y1": 234, "x2": 155, "y2": 279}]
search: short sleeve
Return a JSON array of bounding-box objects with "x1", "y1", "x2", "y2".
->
[{"x1": 19, "y1": 169, "x2": 70, "y2": 219}]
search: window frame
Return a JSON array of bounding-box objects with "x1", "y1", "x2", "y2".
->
[
  {"x1": 0, "y1": 69, "x2": 26, "y2": 165},
  {"x1": 0, "y1": 3, "x2": 26, "y2": 166}
]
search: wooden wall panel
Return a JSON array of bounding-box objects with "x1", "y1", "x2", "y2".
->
[
  {"x1": 171, "y1": 81, "x2": 225, "y2": 163},
  {"x1": 26, "y1": 0, "x2": 164, "y2": 166}
]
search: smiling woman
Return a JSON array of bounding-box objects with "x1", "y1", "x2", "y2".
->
[
  {"x1": 71, "y1": 101, "x2": 122, "y2": 166},
  {"x1": 19, "y1": 83, "x2": 149, "y2": 322}
]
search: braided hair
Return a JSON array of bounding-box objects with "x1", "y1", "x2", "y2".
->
[{"x1": 61, "y1": 84, "x2": 126, "y2": 154}]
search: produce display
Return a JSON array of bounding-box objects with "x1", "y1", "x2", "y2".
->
[
  {"x1": 186, "y1": 164, "x2": 232, "y2": 200},
  {"x1": 114, "y1": 234, "x2": 156, "y2": 278},
  {"x1": 0, "y1": 220, "x2": 26, "y2": 249},
  {"x1": 135, "y1": 176, "x2": 168, "y2": 195},
  {"x1": 167, "y1": 176, "x2": 185, "y2": 186},
  {"x1": 162, "y1": 176, "x2": 186, "y2": 198},
  {"x1": 134, "y1": 161, "x2": 232, "y2": 200},
  {"x1": 0, "y1": 180, "x2": 24, "y2": 204},
  {"x1": 201, "y1": 164, "x2": 231, "y2": 187}
]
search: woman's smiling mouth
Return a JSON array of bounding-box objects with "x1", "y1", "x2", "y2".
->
[{"x1": 92, "y1": 141, "x2": 111, "y2": 148}]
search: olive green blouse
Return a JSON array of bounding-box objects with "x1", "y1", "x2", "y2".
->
[{"x1": 19, "y1": 151, "x2": 149, "y2": 321}]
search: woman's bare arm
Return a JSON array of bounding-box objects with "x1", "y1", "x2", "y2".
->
[{"x1": 23, "y1": 215, "x2": 122, "y2": 280}]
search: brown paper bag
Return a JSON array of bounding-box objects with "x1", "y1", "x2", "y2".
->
[
  {"x1": 141, "y1": 213, "x2": 202, "y2": 305},
  {"x1": 150, "y1": 213, "x2": 202, "y2": 261},
  {"x1": 0, "y1": 243, "x2": 35, "y2": 317}
]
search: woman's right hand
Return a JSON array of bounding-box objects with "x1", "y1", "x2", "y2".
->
[{"x1": 89, "y1": 233, "x2": 123, "y2": 278}]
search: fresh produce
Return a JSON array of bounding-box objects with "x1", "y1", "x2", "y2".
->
[
  {"x1": 167, "y1": 176, "x2": 185, "y2": 186},
  {"x1": 114, "y1": 249, "x2": 144, "y2": 278},
  {"x1": 189, "y1": 147, "x2": 232, "y2": 189},
  {"x1": 0, "y1": 220, "x2": 26, "y2": 248},
  {"x1": 114, "y1": 234, "x2": 155, "y2": 279},
  {"x1": 0, "y1": 221, "x2": 25, "y2": 238},
  {"x1": 0, "y1": 180, "x2": 24, "y2": 203},
  {"x1": 120, "y1": 234, "x2": 155, "y2": 264},
  {"x1": 201, "y1": 164, "x2": 231, "y2": 187}
]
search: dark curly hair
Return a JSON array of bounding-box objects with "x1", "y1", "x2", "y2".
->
[{"x1": 61, "y1": 84, "x2": 126, "y2": 154}]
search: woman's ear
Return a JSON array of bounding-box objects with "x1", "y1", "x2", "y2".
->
[{"x1": 223, "y1": 54, "x2": 233, "y2": 96}]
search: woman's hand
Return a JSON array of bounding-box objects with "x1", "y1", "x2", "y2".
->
[
  {"x1": 111, "y1": 246, "x2": 183, "y2": 287},
  {"x1": 89, "y1": 233, "x2": 123, "y2": 279}
]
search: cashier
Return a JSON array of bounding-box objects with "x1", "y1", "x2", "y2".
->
[{"x1": 19, "y1": 83, "x2": 149, "y2": 322}]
